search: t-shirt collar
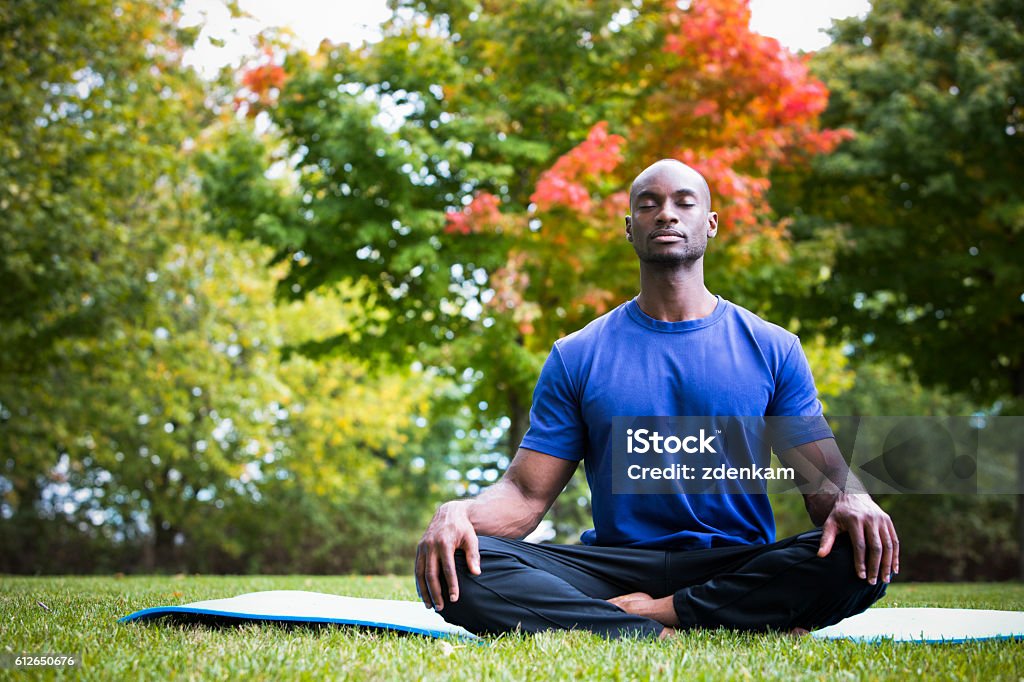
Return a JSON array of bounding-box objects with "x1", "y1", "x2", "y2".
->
[{"x1": 625, "y1": 295, "x2": 728, "y2": 332}]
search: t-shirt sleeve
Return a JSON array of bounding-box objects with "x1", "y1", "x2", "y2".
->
[
  {"x1": 766, "y1": 337, "x2": 834, "y2": 451},
  {"x1": 519, "y1": 343, "x2": 586, "y2": 462}
]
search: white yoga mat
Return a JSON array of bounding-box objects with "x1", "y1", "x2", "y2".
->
[
  {"x1": 121, "y1": 591, "x2": 1024, "y2": 643},
  {"x1": 120, "y1": 590, "x2": 478, "y2": 640},
  {"x1": 811, "y1": 607, "x2": 1024, "y2": 643}
]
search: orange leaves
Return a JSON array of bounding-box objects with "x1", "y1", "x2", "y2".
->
[
  {"x1": 636, "y1": 0, "x2": 849, "y2": 238},
  {"x1": 441, "y1": 122, "x2": 630, "y2": 336},
  {"x1": 692, "y1": 100, "x2": 720, "y2": 118},
  {"x1": 530, "y1": 122, "x2": 625, "y2": 213},
  {"x1": 234, "y1": 48, "x2": 287, "y2": 117},
  {"x1": 444, "y1": 192, "x2": 504, "y2": 234},
  {"x1": 431, "y1": 0, "x2": 852, "y2": 340},
  {"x1": 240, "y1": 63, "x2": 286, "y2": 97},
  {"x1": 445, "y1": 121, "x2": 625, "y2": 235},
  {"x1": 531, "y1": 175, "x2": 593, "y2": 213}
]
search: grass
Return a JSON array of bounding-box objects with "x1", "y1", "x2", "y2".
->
[{"x1": 2, "y1": 576, "x2": 1023, "y2": 681}]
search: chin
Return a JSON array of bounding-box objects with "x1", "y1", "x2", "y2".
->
[{"x1": 640, "y1": 250, "x2": 705, "y2": 266}]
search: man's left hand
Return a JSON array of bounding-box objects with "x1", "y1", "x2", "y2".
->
[{"x1": 817, "y1": 492, "x2": 899, "y2": 585}]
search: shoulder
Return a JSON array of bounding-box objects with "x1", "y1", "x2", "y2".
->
[
  {"x1": 553, "y1": 301, "x2": 632, "y2": 356},
  {"x1": 721, "y1": 299, "x2": 799, "y2": 353}
]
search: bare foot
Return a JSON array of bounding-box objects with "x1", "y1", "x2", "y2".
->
[
  {"x1": 608, "y1": 592, "x2": 682, "y2": 629},
  {"x1": 607, "y1": 592, "x2": 653, "y2": 610}
]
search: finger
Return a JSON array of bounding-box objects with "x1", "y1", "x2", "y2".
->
[
  {"x1": 442, "y1": 545, "x2": 460, "y2": 605},
  {"x1": 817, "y1": 518, "x2": 837, "y2": 558},
  {"x1": 464, "y1": 531, "x2": 481, "y2": 576},
  {"x1": 425, "y1": 549, "x2": 446, "y2": 611},
  {"x1": 889, "y1": 518, "x2": 900, "y2": 576},
  {"x1": 879, "y1": 521, "x2": 894, "y2": 583},
  {"x1": 848, "y1": 521, "x2": 867, "y2": 580},
  {"x1": 414, "y1": 547, "x2": 432, "y2": 609},
  {"x1": 864, "y1": 521, "x2": 883, "y2": 585}
]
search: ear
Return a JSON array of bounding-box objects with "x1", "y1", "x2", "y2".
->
[
  {"x1": 707, "y1": 211, "x2": 719, "y2": 239},
  {"x1": 625, "y1": 215, "x2": 633, "y2": 241}
]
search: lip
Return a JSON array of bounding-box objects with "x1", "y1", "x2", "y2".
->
[{"x1": 651, "y1": 229, "x2": 684, "y2": 242}]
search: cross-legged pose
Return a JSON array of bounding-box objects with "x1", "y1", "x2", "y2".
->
[{"x1": 415, "y1": 159, "x2": 898, "y2": 639}]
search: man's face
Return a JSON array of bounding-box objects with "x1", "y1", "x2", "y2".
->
[{"x1": 625, "y1": 163, "x2": 718, "y2": 266}]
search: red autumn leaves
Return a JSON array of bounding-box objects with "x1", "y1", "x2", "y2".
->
[{"x1": 446, "y1": 0, "x2": 848, "y2": 240}]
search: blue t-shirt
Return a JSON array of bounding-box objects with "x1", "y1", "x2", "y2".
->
[{"x1": 519, "y1": 296, "x2": 833, "y2": 550}]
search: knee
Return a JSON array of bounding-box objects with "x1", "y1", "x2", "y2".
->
[
  {"x1": 446, "y1": 536, "x2": 519, "y2": 594},
  {"x1": 809, "y1": 534, "x2": 888, "y2": 623},
  {"x1": 429, "y1": 559, "x2": 484, "y2": 632},
  {"x1": 446, "y1": 536, "x2": 510, "y2": 576},
  {"x1": 433, "y1": 537, "x2": 510, "y2": 632},
  {"x1": 818, "y1": 534, "x2": 892, "y2": 591}
]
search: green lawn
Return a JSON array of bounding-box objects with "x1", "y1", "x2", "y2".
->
[{"x1": 2, "y1": 576, "x2": 1022, "y2": 681}]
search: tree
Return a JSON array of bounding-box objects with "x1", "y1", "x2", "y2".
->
[
  {"x1": 204, "y1": 0, "x2": 851, "y2": 453},
  {"x1": 0, "y1": 228, "x2": 452, "y2": 573},
  {"x1": 769, "y1": 0, "x2": 1024, "y2": 577},
  {"x1": 196, "y1": 1, "x2": 856, "y2": 545},
  {"x1": 0, "y1": 0, "x2": 208, "y2": 564},
  {"x1": 0, "y1": 1, "x2": 456, "y2": 572},
  {"x1": 0, "y1": 0, "x2": 208, "y2": 370},
  {"x1": 772, "y1": 0, "x2": 1024, "y2": 403}
]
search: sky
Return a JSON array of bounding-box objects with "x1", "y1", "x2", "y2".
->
[{"x1": 180, "y1": 0, "x2": 872, "y2": 78}]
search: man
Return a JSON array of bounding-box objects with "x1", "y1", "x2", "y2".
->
[{"x1": 415, "y1": 159, "x2": 898, "y2": 639}]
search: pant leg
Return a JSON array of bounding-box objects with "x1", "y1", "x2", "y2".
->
[
  {"x1": 434, "y1": 536, "x2": 666, "y2": 639},
  {"x1": 668, "y1": 529, "x2": 888, "y2": 632}
]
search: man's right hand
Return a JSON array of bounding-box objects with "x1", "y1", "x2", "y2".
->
[
  {"x1": 413, "y1": 449, "x2": 577, "y2": 610},
  {"x1": 414, "y1": 500, "x2": 482, "y2": 611}
]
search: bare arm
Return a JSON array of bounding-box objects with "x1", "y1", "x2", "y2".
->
[
  {"x1": 463, "y1": 447, "x2": 579, "y2": 537},
  {"x1": 778, "y1": 438, "x2": 900, "y2": 585},
  {"x1": 415, "y1": 448, "x2": 578, "y2": 611}
]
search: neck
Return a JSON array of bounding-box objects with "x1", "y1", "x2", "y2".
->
[{"x1": 635, "y1": 260, "x2": 717, "y2": 322}]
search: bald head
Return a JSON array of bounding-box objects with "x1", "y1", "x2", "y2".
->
[{"x1": 629, "y1": 159, "x2": 712, "y2": 212}]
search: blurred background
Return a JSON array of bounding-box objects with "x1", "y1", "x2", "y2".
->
[{"x1": 1, "y1": 0, "x2": 1021, "y2": 579}]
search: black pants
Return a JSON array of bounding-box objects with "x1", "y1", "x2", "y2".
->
[{"x1": 436, "y1": 530, "x2": 887, "y2": 639}]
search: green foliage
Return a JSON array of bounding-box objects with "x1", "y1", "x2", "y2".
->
[
  {"x1": 769, "y1": 0, "x2": 1024, "y2": 577},
  {"x1": 1, "y1": 229, "x2": 453, "y2": 573},
  {"x1": 205, "y1": 0, "x2": 855, "y2": 466},
  {"x1": 0, "y1": 0, "x2": 211, "y2": 568},
  {"x1": 0, "y1": 1, "x2": 460, "y2": 575},
  {"x1": 0, "y1": 0, "x2": 208, "y2": 370},
  {"x1": 198, "y1": 3, "x2": 652, "y2": 460},
  {"x1": 773, "y1": 361, "x2": 1019, "y2": 580},
  {"x1": 772, "y1": 0, "x2": 1024, "y2": 403}
]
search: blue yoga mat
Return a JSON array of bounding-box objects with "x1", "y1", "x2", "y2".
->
[{"x1": 121, "y1": 590, "x2": 1024, "y2": 643}]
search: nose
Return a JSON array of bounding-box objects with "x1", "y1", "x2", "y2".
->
[{"x1": 656, "y1": 201, "x2": 679, "y2": 225}]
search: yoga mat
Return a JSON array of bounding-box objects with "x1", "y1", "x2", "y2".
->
[
  {"x1": 811, "y1": 607, "x2": 1024, "y2": 643},
  {"x1": 122, "y1": 591, "x2": 1024, "y2": 643},
  {"x1": 119, "y1": 590, "x2": 479, "y2": 640}
]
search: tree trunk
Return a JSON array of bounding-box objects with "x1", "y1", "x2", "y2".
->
[
  {"x1": 143, "y1": 512, "x2": 178, "y2": 571},
  {"x1": 1014, "y1": 368, "x2": 1024, "y2": 581},
  {"x1": 506, "y1": 390, "x2": 530, "y2": 461}
]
